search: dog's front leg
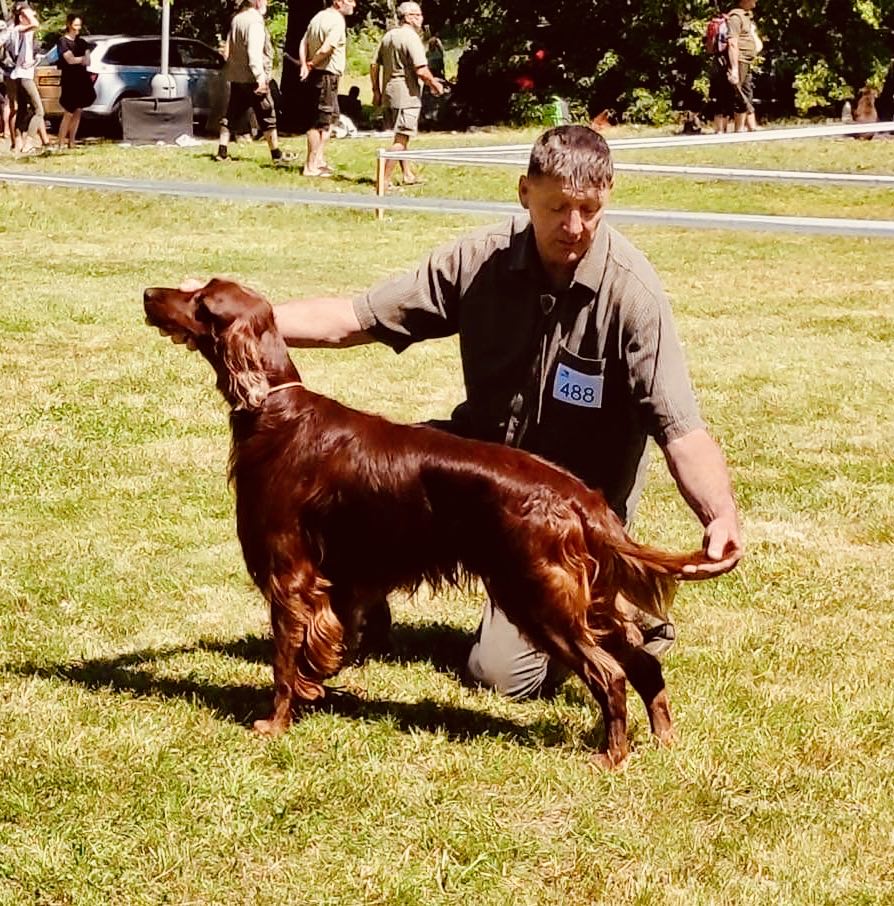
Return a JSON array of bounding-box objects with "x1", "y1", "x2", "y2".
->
[{"x1": 254, "y1": 593, "x2": 306, "y2": 737}]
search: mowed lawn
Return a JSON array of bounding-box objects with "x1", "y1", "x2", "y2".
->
[{"x1": 0, "y1": 131, "x2": 893, "y2": 905}]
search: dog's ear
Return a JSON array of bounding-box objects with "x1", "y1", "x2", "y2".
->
[
  {"x1": 199, "y1": 285, "x2": 273, "y2": 411},
  {"x1": 218, "y1": 313, "x2": 270, "y2": 410}
]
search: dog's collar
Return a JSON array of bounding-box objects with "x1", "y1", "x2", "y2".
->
[{"x1": 266, "y1": 380, "x2": 304, "y2": 395}]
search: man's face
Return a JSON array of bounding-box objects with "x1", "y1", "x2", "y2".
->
[
  {"x1": 335, "y1": 0, "x2": 357, "y2": 15},
  {"x1": 405, "y1": 5, "x2": 424, "y2": 28},
  {"x1": 518, "y1": 174, "x2": 609, "y2": 282}
]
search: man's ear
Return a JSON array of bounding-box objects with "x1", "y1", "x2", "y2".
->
[{"x1": 518, "y1": 174, "x2": 530, "y2": 210}]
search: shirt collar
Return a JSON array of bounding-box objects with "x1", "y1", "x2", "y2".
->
[{"x1": 508, "y1": 215, "x2": 610, "y2": 293}]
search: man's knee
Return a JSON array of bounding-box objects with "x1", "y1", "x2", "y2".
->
[{"x1": 466, "y1": 638, "x2": 552, "y2": 700}]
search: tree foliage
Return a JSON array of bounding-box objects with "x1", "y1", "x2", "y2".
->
[
  {"x1": 425, "y1": 0, "x2": 894, "y2": 121},
  {"x1": 24, "y1": 0, "x2": 894, "y2": 121}
]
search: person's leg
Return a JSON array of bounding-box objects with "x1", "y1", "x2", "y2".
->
[
  {"x1": 217, "y1": 81, "x2": 243, "y2": 160},
  {"x1": 741, "y1": 66, "x2": 757, "y2": 131},
  {"x1": 57, "y1": 111, "x2": 72, "y2": 149},
  {"x1": 251, "y1": 87, "x2": 287, "y2": 161},
  {"x1": 383, "y1": 132, "x2": 409, "y2": 184},
  {"x1": 466, "y1": 600, "x2": 567, "y2": 700},
  {"x1": 733, "y1": 61, "x2": 750, "y2": 132},
  {"x1": 68, "y1": 109, "x2": 82, "y2": 147},
  {"x1": 20, "y1": 79, "x2": 43, "y2": 148},
  {"x1": 305, "y1": 127, "x2": 324, "y2": 171}
]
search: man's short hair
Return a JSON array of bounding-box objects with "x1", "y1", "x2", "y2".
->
[
  {"x1": 397, "y1": 2, "x2": 421, "y2": 21},
  {"x1": 527, "y1": 125, "x2": 614, "y2": 192}
]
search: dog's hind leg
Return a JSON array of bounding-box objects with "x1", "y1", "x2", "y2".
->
[
  {"x1": 488, "y1": 578, "x2": 631, "y2": 769},
  {"x1": 604, "y1": 632, "x2": 675, "y2": 747}
]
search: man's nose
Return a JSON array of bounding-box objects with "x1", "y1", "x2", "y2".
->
[{"x1": 564, "y1": 210, "x2": 583, "y2": 234}]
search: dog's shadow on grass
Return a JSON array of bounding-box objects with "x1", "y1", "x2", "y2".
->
[{"x1": 14, "y1": 622, "x2": 589, "y2": 748}]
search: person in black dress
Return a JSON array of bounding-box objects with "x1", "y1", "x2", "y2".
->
[{"x1": 56, "y1": 13, "x2": 95, "y2": 149}]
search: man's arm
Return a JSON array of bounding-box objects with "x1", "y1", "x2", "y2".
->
[
  {"x1": 726, "y1": 16, "x2": 741, "y2": 83},
  {"x1": 162, "y1": 283, "x2": 374, "y2": 350},
  {"x1": 294, "y1": 35, "x2": 310, "y2": 80},
  {"x1": 370, "y1": 60, "x2": 382, "y2": 107},
  {"x1": 306, "y1": 30, "x2": 336, "y2": 70},
  {"x1": 247, "y1": 17, "x2": 267, "y2": 90},
  {"x1": 661, "y1": 428, "x2": 743, "y2": 577},
  {"x1": 272, "y1": 296, "x2": 374, "y2": 348},
  {"x1": 415, "y1": 63, "x2": 444, "y2": 95}
]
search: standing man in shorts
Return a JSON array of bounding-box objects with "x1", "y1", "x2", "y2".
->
[
  {"x1": 216, "y1": 0, "x2": 292, "y2": 165},
  {"x1": 370, "y1": 2, "x2": 444, "y2": 187},
  {"x1": 299, "y1": 0, "x2": 356, "y2": 177}
]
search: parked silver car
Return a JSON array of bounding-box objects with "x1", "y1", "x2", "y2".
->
[{"x1": 36, "y1": 35, "x2": 226, "y2": 130}]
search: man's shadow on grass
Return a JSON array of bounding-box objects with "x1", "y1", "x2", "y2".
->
[{"x1": 13, "y1": 621, "x2": 593, "y2": 748}]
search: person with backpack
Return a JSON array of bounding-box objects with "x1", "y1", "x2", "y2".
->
[{"x1": 725, "y1": 0, "x2": 760, "y2": 131}]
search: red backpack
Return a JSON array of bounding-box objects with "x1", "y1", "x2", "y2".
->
[{"x1": 705, "y1": 13, "x2": 730, "y2": 56}]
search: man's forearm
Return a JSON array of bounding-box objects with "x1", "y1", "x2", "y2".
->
[
  {"x1": 416, "y1": 64, "x2": 441, "y2": 93},
  {"x1": 307, "y1": 38, "x2": 334, "y2": 69},
  {"x1": 662, "y1": 428, "x2": 738, "y2": 527},
  {"x1": 727, "y1": 37, "x2": 739, "y2": 73},
  {"x1": 273, "y1": 297, "x2": 374, "y2": 349}
]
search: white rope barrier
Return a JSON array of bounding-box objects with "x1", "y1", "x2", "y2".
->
[
  {"x1": 3, "y1": 168, "x2": 893, "y2": 237},
  {"x1": 613, "y1": 162, "x2": 894, "y2": 186},
  {"x1": 378, "y1": 120, "x2": 894, "y2": 163}
]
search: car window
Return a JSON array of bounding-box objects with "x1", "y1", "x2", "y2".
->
[
  {"x1": 175, "y1": 40, "x2": 224, "y2": 69},
  {"x1": 102, "y1": 39, "x2": 161, "y2": 68}
]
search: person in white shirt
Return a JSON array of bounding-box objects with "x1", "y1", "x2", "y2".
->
[{"x1": 8, "y1": 2, "x2": 48, "y2": 154}]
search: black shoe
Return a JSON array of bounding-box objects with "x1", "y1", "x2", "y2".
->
[{"x1": 642, "y1": 622, "x2": 676, "y2": 658}]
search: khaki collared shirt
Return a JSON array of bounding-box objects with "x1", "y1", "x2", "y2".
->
[
  {"x1": 304, "y1": 7, "x2": 347, "y2": 76},
  {"x1": 353, "y1": 216, "x2": 704, "y2": 521},
  {"x1": 375, "y1": 24, "x2": 428, "y2": 109},
  {"x1": 224, "y1": 7, "x2": 272, "y2": 85}
]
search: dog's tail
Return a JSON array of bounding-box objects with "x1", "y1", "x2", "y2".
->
[{"x1": 574, "y1": 500, "x2": 709, "y2": 624}]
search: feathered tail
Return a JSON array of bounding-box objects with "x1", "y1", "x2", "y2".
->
[{"x1": 574, "y1": 499, "x2": 708, "y2": 624}]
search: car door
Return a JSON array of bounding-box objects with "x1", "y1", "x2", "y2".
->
[
  {"x1": 171, "y1": 39, "x2": 225, "y2": 120},
  {"x1": 99, "y1": 38, "x2": 163, "y2": 110}
]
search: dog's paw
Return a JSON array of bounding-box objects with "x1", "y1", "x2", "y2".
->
[
  {"x1": 592, "y1": 750, "x2": 630, "y2": 771},
  {"x1": 252, "y1": 716, "x2": 290, "y2": 737}
]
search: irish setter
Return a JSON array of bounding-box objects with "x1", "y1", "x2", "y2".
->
[{"x1": 143, "y1": 278, "x2": 711, "y2": 768}]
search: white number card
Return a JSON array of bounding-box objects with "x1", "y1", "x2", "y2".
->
[{"x1": 552, "y1": 364, "x2": 604, "y2": 409}]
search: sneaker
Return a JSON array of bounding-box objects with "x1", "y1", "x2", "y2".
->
[
  {"x1": 273, "y1": 151, "x2": 298, "y2": 167},
  {"x1": 642, "y1": 622, "x2": 676, "y2": 658}
]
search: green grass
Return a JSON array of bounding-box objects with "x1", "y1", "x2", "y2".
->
[{"x1": 0, "y1": 131, "x2": 893, "y2": 904}]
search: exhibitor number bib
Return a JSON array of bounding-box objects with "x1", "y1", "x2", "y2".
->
[{"x1": 552, "y1": 363, "x2": 603, "y2": 409}]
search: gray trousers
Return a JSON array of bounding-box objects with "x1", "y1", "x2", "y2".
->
[
  {"x1": 465, "y1": 596, "x2": 672, "y2": 700},
  {"x1": 466, "y1": 601, "x2": 564, "y2": 699}
]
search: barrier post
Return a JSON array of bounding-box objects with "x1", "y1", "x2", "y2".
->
[{"x1": 375, "y1": 150, "x2": 386, "y2": 220}]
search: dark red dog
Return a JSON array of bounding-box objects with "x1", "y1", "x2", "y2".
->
[{"x1": 144, "y1": 278, "x2": 712, "y2": 767}]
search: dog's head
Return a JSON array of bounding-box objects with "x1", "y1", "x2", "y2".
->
[{"x1": 144, "y1": 278, "x2": 292, "y2": 411}]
